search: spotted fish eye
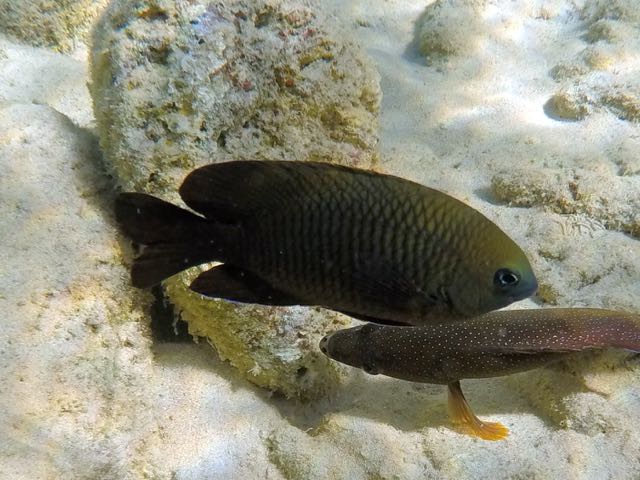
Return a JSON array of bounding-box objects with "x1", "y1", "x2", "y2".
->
[{"x1": 494, "y1": 269, "x2": 519, "y2": 289}]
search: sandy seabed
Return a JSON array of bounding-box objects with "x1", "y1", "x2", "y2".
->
[{"x1": 1, "y1": 0, "x2": 639, "y2": 478}]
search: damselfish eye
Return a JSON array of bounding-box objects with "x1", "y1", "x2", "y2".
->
[{"x1": 494, "y1": 269, "x2": 519, "y2": 288}]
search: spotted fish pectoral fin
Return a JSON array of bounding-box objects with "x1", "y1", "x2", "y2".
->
[
  {"x1": 350, "y1": 257, "x2": 442, "y2": 313},
  {"x1": 190, "y1": 264, "x2": 302, "y2": 306},
  {"x1": 447, "y1": 381, "x2": 509, "y2": 441}
]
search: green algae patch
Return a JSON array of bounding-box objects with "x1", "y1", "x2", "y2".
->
[{"x1": 164, "y1": 269, "x2": 350, "y2": 400}]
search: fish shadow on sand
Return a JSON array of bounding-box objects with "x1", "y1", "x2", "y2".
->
[
  {"x1": 270, "y1": 368, "x2": 585, "y2": 436},
  {"x1": 272, "y1": 350, "x2": 638, "y2": 437},
  {"x1": 138, "y1": 287, "x2": 627, "y2": 438},
  {"x1": 147, "y1": 285, "x2": 194, "y2": 343},
  {"x1": 69, "y1": 125, "x2": 119, "y2": 222}
]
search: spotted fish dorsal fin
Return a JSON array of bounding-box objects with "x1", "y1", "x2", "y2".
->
[
  {"x1": 190, "y1": 264, "x2": 302, "y2": 306},
  {"x1": 470, "y1": 308, "x2": 640, "y2": 355}
]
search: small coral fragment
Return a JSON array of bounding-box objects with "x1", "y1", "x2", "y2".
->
[{"x1": 417, "y1": 0, "x2": 486, "y2": 62}]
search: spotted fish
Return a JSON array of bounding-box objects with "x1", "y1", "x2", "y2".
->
[
  {"x1": 115, "y1": 160, "x2": 537, "y2": 326},
  {"x1": 319, "y1": 308, "x2": 640, "y2": 440}
]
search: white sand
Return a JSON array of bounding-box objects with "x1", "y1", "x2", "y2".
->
[{"x1": 1, "y1": 0, "x2": 639, "y2": 478}]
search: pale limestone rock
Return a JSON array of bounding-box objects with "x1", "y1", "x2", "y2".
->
[
  {"x1": 545, "y1": 0, "x2": 640, "y2": 122},
  {"x1": 0, "y1": 103, "x2": 162, "y2": 479},
  {"x1": 0, "y1": 37, "x2": 93, "y2": 127},
  {"x1": 417, "y1": 0, "x2": 487, "y2": 62}
]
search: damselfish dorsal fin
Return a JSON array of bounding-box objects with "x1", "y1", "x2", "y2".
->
[{"x1": 178, "y1": 160, "x2": 364, "y2": 221}]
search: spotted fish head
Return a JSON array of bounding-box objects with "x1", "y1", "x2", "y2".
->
[
  {"x1": 320, "y1": 324, "x2": 379, "y2": 374},
  {"x1": 445, "y1": 222, "x2": 538, "y2": 317}
]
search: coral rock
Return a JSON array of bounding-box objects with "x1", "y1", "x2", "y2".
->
[
  {"x1": 90, "y1": 0, "x2": 381, "y2": 196},
  {"x1": 90, "y1": 0, "x2": 380, "y2": 398},
  {"x1": 0, "y1": 0, "x2": 109, "y2": 52}
]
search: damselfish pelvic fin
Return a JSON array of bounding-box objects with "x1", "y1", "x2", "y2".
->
[
  {"x1": 190, "y1": 264, "x2": 302, "y2": 306},
  {"x1": 336, "y1": 310, "x2": 411, "y2": 326},
  {"x1": 131, "y1": 243, "x2": 213, "y2": 289},
  {"x1": 447, "y1": 381, "x2": 509, "y2": 441}
]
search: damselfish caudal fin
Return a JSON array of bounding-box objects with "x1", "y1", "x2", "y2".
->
[{"x1": 115, "y1": 192, "x2": 233, "y2": 288}]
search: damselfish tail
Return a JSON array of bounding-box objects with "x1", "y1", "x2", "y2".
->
[{"x1": 115, "y1": 192, "x2": 235, "y2": 288}]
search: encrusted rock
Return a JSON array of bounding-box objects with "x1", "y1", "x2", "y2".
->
[
  {"x1": 0, "y1": 0, "x2": 108, "y2": 52},
  {"x1": 417, "y1": 0, "x2": 487, "y2": 63},
  {"x1": 90, "y1": 0, "x2": 381, "y2": 196},
  {"x1": 491, "y1": 166, "x2": 640, "y2": 238}
]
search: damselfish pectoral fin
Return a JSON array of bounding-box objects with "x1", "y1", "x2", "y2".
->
[
  {"x1": 447, "y1": 381, "x2": 509, "y2": 441},
  {"x1": 190, "y1": 264, "x2": 302, "y2": 306}
]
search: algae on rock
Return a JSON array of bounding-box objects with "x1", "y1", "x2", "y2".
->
[
  {"x1": 90, "y1": 0, "x2": 381, "y2": 197},
  {"x1": 164, "y1": 270, "x2": 349, "y2": 400},
  {"x1": 491, "y1": 166, "x2": 640, "y2": 238},
  {"x1": 90, "y1": 0, "x2": 381, "y2": 398},
  {"x1": 0, "y1": 0, "x2": 109, "y2": 53}
]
